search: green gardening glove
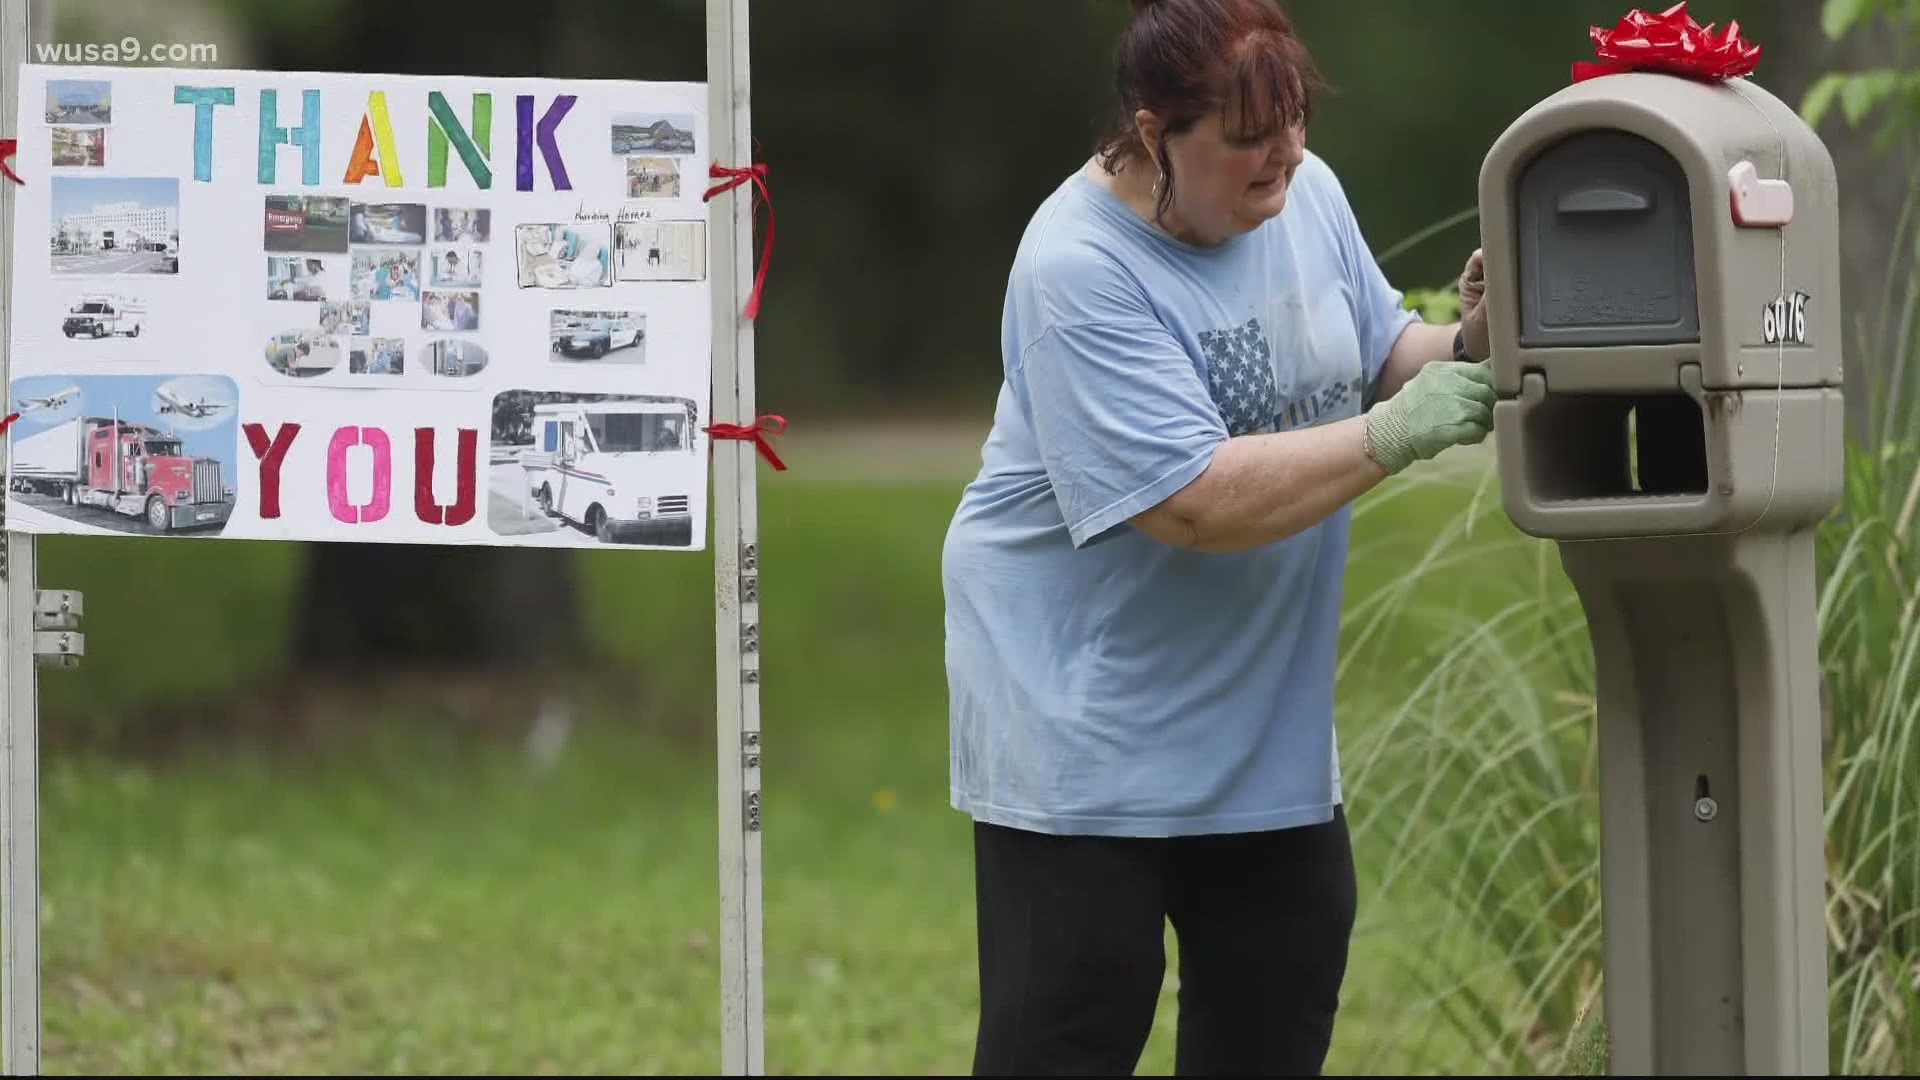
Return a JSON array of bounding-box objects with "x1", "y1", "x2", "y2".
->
[{"x1": 1363, "y1": 360, "x2": 1495, "y2": 475}]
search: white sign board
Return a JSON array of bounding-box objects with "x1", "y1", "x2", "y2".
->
[{"x1": 6, "y1": 63, "x2": 712, "y2": 550}]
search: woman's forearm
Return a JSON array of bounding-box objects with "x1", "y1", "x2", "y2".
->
[
  {"x1": 1126, "y1": 346, "x2": 1496, "y2": 554},
  {"x1": 1130, "y1": 415, "x2": 1386, "y2": 554},
  {"x1": 1374, "y1": 321, "x2": 1459, "y2": 402}
]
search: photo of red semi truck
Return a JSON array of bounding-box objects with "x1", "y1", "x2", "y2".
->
[{"x1": 9, "y1": 415, "x2": 235, "y2": 532}]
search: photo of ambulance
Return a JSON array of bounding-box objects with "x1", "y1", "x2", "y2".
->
[{"x1": 61, "y1": 294, "x2": 144, "y2": 338}]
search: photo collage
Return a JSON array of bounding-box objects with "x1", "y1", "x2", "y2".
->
[
  {"x1": 479, "y1": 109, "x2": 713, "y2": 549},
  {"x1": 46, "y1": 78, "x2": 109, "y2": 168},
  {"x1": 42, "y1": 79, "x2": 176, "y2": 367},
  {"x1": 46, "y1": 80, "x2": 176, "y2": 291},
  {"x1": 608, "y1": 113, "x2": 709, "y2": 287},
  {"x1": 21, "y1": 81, "x2": 237, "y2": 538},
  {"x1": 262, "y1": 197, "x2": 491, "y2": 383}
]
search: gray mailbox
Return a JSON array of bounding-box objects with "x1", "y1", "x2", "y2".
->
[
  {"x1": 1484, "y1": 71, "x2": 1844, "y2": 538},
  {"x1": 1479, "y1": 70, "x2": 1843, "y2": 1076}
]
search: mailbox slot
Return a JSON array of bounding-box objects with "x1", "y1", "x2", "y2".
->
[
  {"x1": 1520, "y1": 386, "x2": 1709, "y2": 503},
  {"x1": 1517, "y1": 131, "x2": 1701, "y2": 348}
]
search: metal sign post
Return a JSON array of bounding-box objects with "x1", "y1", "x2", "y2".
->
[
  {"x1": 4, "y1": 1, "x2": 86, "y2": 1075},
  {"x1": 0, "y1": 4, "x2": 28, "y2": 1071},
  {"x1": 705, "y1": 0, "x2": 765, "y2": 1075}
]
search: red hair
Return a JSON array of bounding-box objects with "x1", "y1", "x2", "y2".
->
[{"x1": 1094, "y1": 0, "x2": 1325, "y2": 221}]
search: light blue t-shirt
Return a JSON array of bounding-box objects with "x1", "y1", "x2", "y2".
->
[{"x1": 943, "y1": 150, "x2": 1419, "y2": 838}]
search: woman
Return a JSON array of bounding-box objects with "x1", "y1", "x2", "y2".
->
[{"x1": 941, "y1": 0, "x2": 1493, "y2": 1074}]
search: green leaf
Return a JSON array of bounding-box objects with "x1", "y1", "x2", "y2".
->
[
  {"x1": 1824, "y1": 0, "x2": 1882, "y2": 39},
  {"x1": 1900, "y1": 68, "x2": 1920, "y2": 118},
  {"x1": 1841, "y1": 69, "x2": 1903, "y2": 127},
  {"x1": 1402, "y1": 286, "x2": 1461, "y2": 323},
  {"x1": 1872, "y1": 111, "x2": 1906, "y2": 155},
  {"x1": 1802, "y1": 73, "x2": 1849, "y2": 129}
]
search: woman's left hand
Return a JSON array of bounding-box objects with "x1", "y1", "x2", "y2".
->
[
  {"x1": 1458, "y1": 248, "x2": 1485, "y2": 311},
  {"x1": 1459, "y1": 247, "x2": 1489, "y2": 360}
]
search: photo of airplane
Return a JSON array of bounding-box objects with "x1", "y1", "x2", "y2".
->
[
  {"x1": 152, "y1": 385, "x2": 231, "y2": 420},
  {"x1": 15, "y1": 385, "x2": 79, "y2": 413}
]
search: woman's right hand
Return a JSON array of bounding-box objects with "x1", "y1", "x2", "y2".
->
[{"x1": 1362, "y1": 360, "x2": 1495, "y2": 475}]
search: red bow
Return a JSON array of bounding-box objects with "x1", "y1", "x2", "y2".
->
[
  {"x1": 1571, "y1": 3, "x2": 1761, "y2": 84},
  {"x1": 0, "y1": 138, "x2": 21, "y2": 185},
  {"x1": 704, "y1": 162, "x2": 774, "y2": 321},
  {"x1": 705, "y1": 413, "x2": 788, "y2": 471}
]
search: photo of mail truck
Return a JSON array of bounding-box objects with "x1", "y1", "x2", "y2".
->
[{"x1": 518, "y1": 396, "x2": 697, "y2": 546}]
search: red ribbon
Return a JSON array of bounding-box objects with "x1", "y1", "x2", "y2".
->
[
  {"x1": 1571, "y1": 2, "x2": 1761, "y2": 84},
  {"x1": 704, "y1": 162, "x2": 774, "y2": 321},
  {"x1": 0, "y1": 412, "x2": 20, "y2": 437},
  {"x1": 0, "y1": 138, "x2": 21, "y2": 185},
  {"x1": 705, "y1": 414, "x2": 788, "y2": 471}
]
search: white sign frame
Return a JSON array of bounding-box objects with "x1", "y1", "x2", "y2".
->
[{"x1": 4, "y1": 62, "x2": 714, "y2": 553}]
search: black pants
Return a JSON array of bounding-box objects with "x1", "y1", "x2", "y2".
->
[{"x1": 970, "y1": 807, "x2": 1357, "y2": 1076}]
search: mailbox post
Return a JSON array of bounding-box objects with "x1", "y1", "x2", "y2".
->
[{"x1": 1479, "y1": 70, "x2": 1843, "y2": 1075}]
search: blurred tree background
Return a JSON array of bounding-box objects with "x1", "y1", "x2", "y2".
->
[{"x1": 16, "y1": 2, "x2": 1920, "y2": 1073}]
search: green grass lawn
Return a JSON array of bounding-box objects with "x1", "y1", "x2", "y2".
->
[{"x1": 13, "y1": 456, "x2": 1535, "y2": 1074}]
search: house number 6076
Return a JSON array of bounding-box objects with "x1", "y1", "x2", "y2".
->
[{"x1": 1763, "y1": 290, "x2": 1809, "y2": 345}]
